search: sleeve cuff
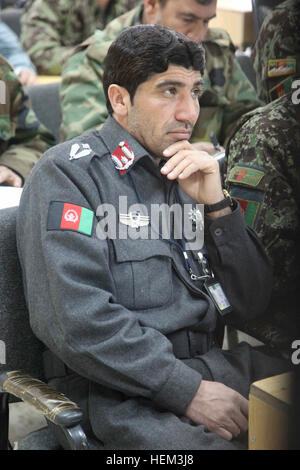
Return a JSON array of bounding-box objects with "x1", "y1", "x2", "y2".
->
[
  {"x1": 204, "y1": 199, "x2": 246, "y2": 247},
  {"x1": 152, "y1": 359, "x2": 202, "y2": 415}
]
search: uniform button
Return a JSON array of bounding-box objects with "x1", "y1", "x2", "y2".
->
[{"x1": 214, "y1": 228, "x2": 223, "y2": 236}]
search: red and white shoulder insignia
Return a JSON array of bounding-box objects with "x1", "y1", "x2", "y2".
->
[{"x1": 110, "y1": 141, "x2": 135, "y2": 175}]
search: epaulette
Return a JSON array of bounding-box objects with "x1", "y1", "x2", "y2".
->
[
  {"x1": 86, "y1": 34, "x2": 112, "y2": 63},
  {"x1": 204, "y1": 28, "x2": 236, "y2": 53},
  {"x1": 71, "y1": 32, "x2": 99, "y2": 56},
  {"x1": 48, "y1": 132, "x2": 100, "y2": 171}
]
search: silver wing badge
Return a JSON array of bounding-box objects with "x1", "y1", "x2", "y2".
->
[{"x1": 119, "y1": 211, "x2": 150, "y2": 229}]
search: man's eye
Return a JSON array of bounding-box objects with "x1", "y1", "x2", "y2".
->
[
  {"x1": 192, "y1": 88, "x2": 201, "y2": 98},
  {"x1": 182, "y1": 17, "x2": 194, "y2": 24},
  {"x1": 165, "y1": 88, "x2": 176, "y2": 95}
]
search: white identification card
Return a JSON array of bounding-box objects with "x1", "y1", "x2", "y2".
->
[{"x1": 204, "y1": 279, "x2": 232, "y2": 316}]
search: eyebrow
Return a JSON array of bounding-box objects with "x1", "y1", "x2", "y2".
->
[
  {"x1": 178, "y1": 12, "x2": 217, "y2": 21},
  {"x1": 155, "y1": 79, "x2": 203, "y2": 89}
]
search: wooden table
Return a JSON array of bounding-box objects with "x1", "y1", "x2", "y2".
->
[
  {"x1": 249, "y1": 372, "x2": 294, "y2": 449},
  {"x1": 37, "y1": 75, "x2": 61, "y2": 85}
]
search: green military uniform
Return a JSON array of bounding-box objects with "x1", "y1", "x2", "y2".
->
[
  {"x1": 60, "y1": 4, "x2": 261, "y2": 143},
  {"x1": 224, "y1": 94, "x2": 300, "y2": 347},
  {"x1": 20, "y1": 0, "x2": 140, "y2": 75},
  {"x1": 252, "y1": 0, "x2": 300, "y2": 103},
  {"x1": 0, "y1": 54, "x2": 55, "y2": 182},
  {"x1": 224, "y1": 0, "x2": 300, "y2": 348}
]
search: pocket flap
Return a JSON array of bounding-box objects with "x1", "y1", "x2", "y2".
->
[{"x1": 111, "y1": 238, "x2": 172, "y2": 263}]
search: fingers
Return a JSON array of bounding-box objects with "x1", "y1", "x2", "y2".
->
[
  {"x1": 216, "y1": 427, "x2": 233, "y2": 441},
  {"x1": 163, "y1": 139, "x2": 192, "y2": 157},
  {"x1": 233, "y1": 396, "x2": 249, "y2": 434},
  {"x1": 239, "y1": 395, "x2": 249, "y2": 419},
  {"x1": 0, "y1": 166, "x2": 22, "y2": 187},
  {"x1": 160, "y1": 149, "x2": 218, "y2": 179},
  {"x1": 18, "y1": 69, "x2": 38, "y2": 87}
]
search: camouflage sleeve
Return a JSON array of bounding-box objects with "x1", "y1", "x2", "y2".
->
[
  {"x1": 220, "y1": 55, "x2": 262, "y2": 145},
  {"x1": 224, "y1": 100, "x2": 300, "y2": 294},
  {"x1": 0, "y1": 56, "x2": 56, "y2": 181},
  {"x1": 192, "y1": 31, "x2": 262, "y2": 146},
  {"x1": 20, "y1": 0, "x2": 80, "y2": 75},
  {"x1": 59, "y1": 41, "x2": 109, "y2": 142}
]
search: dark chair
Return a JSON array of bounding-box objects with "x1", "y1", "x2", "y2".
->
[
  {"x1": 236, "y1": 53, "x2": 257, "y2": 90},
  {"x1": 0, "y1": 7, "x2": 23, "y2": 37},
  {"x1": 25, "y1": 82, "x2": 62, "y2": 143},
  {"x1": 0, "y1": 206, "x2": 89, "y2": 450},
  {"x1": 251, "y1": 0, "x2": 284, "y2": 38}
]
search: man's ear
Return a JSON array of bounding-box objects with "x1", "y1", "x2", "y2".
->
[
  {"x1": 108, "y1": 84, "x2": 131, "y2": 117},
  {"x1": 143, "y1": 0, "x2": 161, "y2": 23}
]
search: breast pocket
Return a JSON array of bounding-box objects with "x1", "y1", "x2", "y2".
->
[{"x1": 110, "y1": 238, "x2": 173, "y2": 311}]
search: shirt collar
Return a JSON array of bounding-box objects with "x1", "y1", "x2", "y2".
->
[{"x1": 96, "y1": 115, "x2": 151, "y2": 175}]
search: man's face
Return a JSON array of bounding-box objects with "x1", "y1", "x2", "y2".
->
[
  {"x1": 148, "y1": 0, "x2": 217, "y2": 43},
  {"x1": 95, "y1": 0, "x2": 110, "y2": 10},
  {"x1": 124, "y1": 65, "x2": 202, "y2": 158}
]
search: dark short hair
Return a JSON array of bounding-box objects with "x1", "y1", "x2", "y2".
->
[
  {"x1": 159, "y1": 0, "x2": 214, "y2": 5},
  {"x1": 103, "y1": 24, "x2": 205, "y2": 114}
]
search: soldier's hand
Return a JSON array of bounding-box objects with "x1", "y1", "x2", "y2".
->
[
  {"x1": 161, "y1": 140, "x2": 224, "y2": 205},
  {"x1": 0, "y1": 166, "x2": 23, "y2": 187},
  {"x1": 18, "y1": 69, "x2": 38, "y2": 87},
  {"x1": 184, "y1": 380, "x2": 249, "y2": 441}
]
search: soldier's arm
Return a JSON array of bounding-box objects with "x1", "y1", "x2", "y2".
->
[
  {"x1": 224, "y1": 107, "x2": 300, "y2": 293},
  {"x1": 20, "y1": 0, "x2": 77, "y2": 75},
  {"x1": 0, "y1": 61, "x2": 55, "y2": 183},
  {"x1": 220, "y1": 55, "x2": 262, "y2": 146},
  {"x1": 0, "y1": 21, "x2": 36, "y2": 77},
  {"x1": 60, "y1": 48, "x2": 109, "y2": 141}
]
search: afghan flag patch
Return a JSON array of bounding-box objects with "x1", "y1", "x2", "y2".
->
[
  {"x1": 229, "y1": 186, "x2": 265, "y2": 230},
  {"x1": 47, "y1": 201, "x2": 94, "y2": 236},
  {"x1": 236, "y1": 198, "x2": 260, "y2": 228},
  {"x1": 269, "y1": 76, "x2": 293, "y2": 101},
  {"x1": 267, "y1": 58, "x2": 296, "y2": 77},
  {"x1": 227, "y1": 165, "x2": 265, "y2": 187}
]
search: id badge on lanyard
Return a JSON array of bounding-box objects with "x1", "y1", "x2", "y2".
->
[
  {"x1": 194, "y1": 251, "x2": 232, "y2": 316},
  {"x1": 204, "y1": 278, "x2": 232, "y2": 316}
]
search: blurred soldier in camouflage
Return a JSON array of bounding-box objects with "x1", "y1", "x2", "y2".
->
[
  {"x1": 225, "y1": 0, "x2": 300, "y2": 348},
  {"x1": 252, "y1": 0, "x2": 300, "y2": 103},
  {"x1": 0, "y1": 54, "x2": 55, "y2": 186},
  {"x1": 20, "y1": 0, "x2": 140, "y2": 75},
  {"x1": 59, "y1": 0, "x2": 262, "y2": 145}
]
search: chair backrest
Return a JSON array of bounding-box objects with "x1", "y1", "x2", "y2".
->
[
  {"x1": 236, "y1": 53, "x2": 257, "y2": 90},
  {"x1": 251, "y1": 0, "x2": 284, "y2": 38},
  {"x1": 0, "y1": 7, "x2": 23, "y2": 37},
  {"x1": 25, "y1": 82, "x2": 62, "y2": 143},
  {"x1": 0, "y1": 207, "x2": 44, "y2": 381}
]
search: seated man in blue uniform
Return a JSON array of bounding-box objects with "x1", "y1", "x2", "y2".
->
[{"x1": 17, "y1": 24, "x2": 288, "y2": 450}]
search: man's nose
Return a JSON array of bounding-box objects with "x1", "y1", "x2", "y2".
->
[
  {"x1": 175, "y1": 96, "x2": 199, "y2": 125},
  {"x1": 188, "y1": 24, "x2": 208, "y2": 43}
]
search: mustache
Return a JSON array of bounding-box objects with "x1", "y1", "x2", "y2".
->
[{"x1": 166, "y1": 122, "x2": 194, "y2": 133}]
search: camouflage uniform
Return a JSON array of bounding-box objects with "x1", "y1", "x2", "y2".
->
[
  {"x1": 20, "y1": 0, "x2": 140, "y2": 75},
  {"x1": 60, "y1": 4, "x2": 261, "y2": 143},
  {"x1": 0, "y1": 54, "x2": 55, "y2": 182},
  {"x1": 252, "y1": 0, "x2": 300, "y2": 103},
  {"x1": 225, "y1": 94, "x2": 300, "y2": 347},
  {"x1": 224, "y1": 0, "x2": 300, "y2": 348}
]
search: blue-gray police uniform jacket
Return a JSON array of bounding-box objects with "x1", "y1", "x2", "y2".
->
[{"x1": 17, "y1": 116, "x2": 273, "y2": 450}]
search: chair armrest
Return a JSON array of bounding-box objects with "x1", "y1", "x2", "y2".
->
[{"x1": 0, "y1": 370, "x2": 83, "y2": 428}]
